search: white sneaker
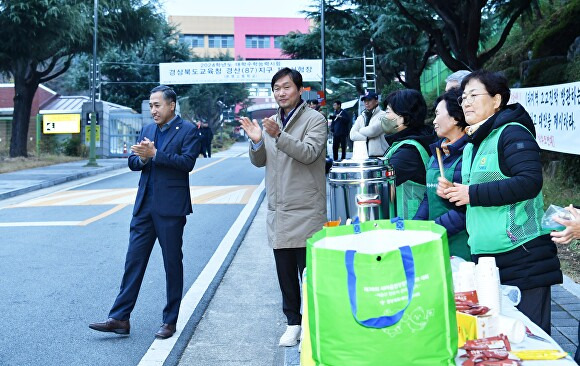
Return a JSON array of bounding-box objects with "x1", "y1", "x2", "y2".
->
[{"x1": 279, "y1": 325, "x2": 301, "y2": 347}]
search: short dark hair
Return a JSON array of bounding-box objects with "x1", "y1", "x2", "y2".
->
[
  {"x1": 310, "y1": 99, "x2": 319, "y2": 105},
  {"x1": 460, "y1": 70, "x2": 510, "y2": 108},
  {"x1": 150, "y1": 85, "x2": 177, "y2": 104},
  {"x1": 333, "y1": 100, "x2": 342, "y2": 106},
  {"x1": 434, "y1": 88, "x2": 468, "y2": 130},
  {"x1": 271, "y1": 67, "x2": 303, "y2": 91},
  {"x1": 385, "y1": 89, "x2": 427, "y2": 129}
]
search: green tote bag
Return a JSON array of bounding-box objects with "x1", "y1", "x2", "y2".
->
[{"x1": 306, "y1": 218, "x2": 457, "y2": 366}]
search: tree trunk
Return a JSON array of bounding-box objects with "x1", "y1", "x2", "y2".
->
[{"x1": 10, "y1": 63, "x2": 39, "y2": 158}]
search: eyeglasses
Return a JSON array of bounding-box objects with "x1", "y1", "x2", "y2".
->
[{"x1": 457, "y1": 93, "x2": 489, "y2": 106}]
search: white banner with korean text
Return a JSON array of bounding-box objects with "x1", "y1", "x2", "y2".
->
[
  {"x1": 159, "y1": 59, "x2": 322, "y2": 85},
  {"x1": 510, "y1": 81, "x2": 579, "y2": 155}
]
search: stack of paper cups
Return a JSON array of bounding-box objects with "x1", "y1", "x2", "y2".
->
[
  {"x1": 475, "y1": 257, "x2": 502, "y2": 315},
  {"x1": 453, "y1": 262, "x2": 477, "y2": 293}
]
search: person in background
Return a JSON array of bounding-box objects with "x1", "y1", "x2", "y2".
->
[
  {"x1": 350, "y1": 91, "x2": 388, "y2": 157},
  {"x1": 413, "y1": 88, "x2": 470, "y2": 260},
  {"x1": 444, "y1": 70, "x2": 562, "y2": 334},
  {"x1": 445, "y1": 70, "x2": 471, "y2": 91},
  {"x1": 240, "y1": 68, "x2": 327, "y2": 347},
  {"x1": 329, "y1": 100, "x2": 351, "y2": 161},
  {"x1": 383, "y1": 89, "x2": 436, "y2": 219},
  {"x1": 551, "y1": 204, "x2": 580, "y2": 364},
  {"x1": 199, "y1": 120, "x2": 213, "y2": 158},
  {"x1": 195, "y1": 120, "x2": 208, "y2": 158},
  {"x1": 89, "y1": 85, "x2": 201, "y2": 339},
  {"x1": 307, "y1": 99, "x2": 322, "y2": 112}
]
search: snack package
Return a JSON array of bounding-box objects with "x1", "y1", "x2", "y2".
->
[
  {"x1": 541, "y1": 204, "x2": 573, "y2": 230},
  {"x1": 511, "y1": 350, "x2": 568, "y2": 360}
]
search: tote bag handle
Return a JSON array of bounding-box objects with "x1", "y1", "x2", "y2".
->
[{"x1": 345, "y1": 246, "x2": 415, "y2": 328}]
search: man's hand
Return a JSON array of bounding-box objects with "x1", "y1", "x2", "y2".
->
[
  {"x1": 240, "y1": 117, "x2": 263, "y2": 143},
  {"x1": 551, "y1": 204, "x2": 580, "y2": 244},
  {"x1": 444, "y1": 182, "x2": 470, "y2": 206},
  {"x1": 262, "y1": 117, "x2": 281, "y2": 138},
  {"x1": 131, "y1": 137, "x2": 156, "y2": 158}
]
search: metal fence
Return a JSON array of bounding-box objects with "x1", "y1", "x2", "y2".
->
[{"x1": 109, "y1": 113, "x2": 143, "y2": 157}]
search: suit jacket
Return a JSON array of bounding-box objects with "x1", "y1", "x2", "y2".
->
[
  {"x1": 330, "y1": 109, "x2": 351, "y2": 137},
  {"x1": 128, "y1": 116, "x2": 201, "y2": 216}
]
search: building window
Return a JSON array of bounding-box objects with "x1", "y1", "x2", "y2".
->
[
  {"x1": 245, "y1": 35, "x2": 270, "y2": 49},
  {"x1": 208, "y1": 35, "x2": 234, "y2": 48},
  {"x1": 248, "y1": 83, "x2": 272, "y2": 97},
  {"x1": 179, "y1": 34, "x2": 204, "y2": 48},
  {"x1": 274, "y1": 36, "x2": 283, "y2": 48}
]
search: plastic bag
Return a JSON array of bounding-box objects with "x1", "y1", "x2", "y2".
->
[{"x1": 541, "y1": 204, "x2": 573, "y2": 230}]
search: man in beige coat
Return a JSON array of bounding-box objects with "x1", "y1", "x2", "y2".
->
[
  {"x1": 240, "y1": 68, "x2": 327, "y2": 347},
  {"x1": 350, "y1": 91, "x2": 389, "y2": 156}
]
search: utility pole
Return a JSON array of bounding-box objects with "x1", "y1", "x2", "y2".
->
[{"x1": 86, "y1": 0, "x2": 99, "y2": 167}]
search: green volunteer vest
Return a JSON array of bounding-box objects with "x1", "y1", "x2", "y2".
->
[
  {"x1": 461, "y1": 123, "x2": 547, "y2": 254},
  {"x1": 425, "y1": 154, "x2": 471, "y2": 260},
  {"x1": 384, "y1": 139, "x2": 430, "y2": 219}
]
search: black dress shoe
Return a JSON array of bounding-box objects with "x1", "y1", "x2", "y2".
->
[
  {"x1": 89, "y1": 318, "x2": 130, "y2": 335},
  {"x1": 155, "y1": 323, "x2": 176, "y2": 339}
]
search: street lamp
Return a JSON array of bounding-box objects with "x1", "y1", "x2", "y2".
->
[
  {"x1": 330, "y1": 76, "x2": 356, "y2": 89},
  {"x1": 85, "y1": 0, "x2": 99, "y2": 167}
]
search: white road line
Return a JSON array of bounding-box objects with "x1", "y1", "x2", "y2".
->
[
  {"x1": 137, "y1": 179, "x2": 265, "y2": 366},
  {"x1": 0, "y1": 221, "x2": 81, "y2": 227}
]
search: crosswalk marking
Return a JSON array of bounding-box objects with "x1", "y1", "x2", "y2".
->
[{"x1": 8, "y1": 185, "x2": 259, "y2": 207}]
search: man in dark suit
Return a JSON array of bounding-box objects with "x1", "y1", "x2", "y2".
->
[
  {"x1": 329, "y1": 100, "x2": 351, "y2": 161},
  {"x1": 89, "y1": 85, "x2": 200, "y2": 339}
]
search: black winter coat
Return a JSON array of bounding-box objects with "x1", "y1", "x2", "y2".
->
[
  {"x1": 467, "y1": 103, "x2": 562, "y2": 290},
  {"x1": 330, "y1": 109, "x2": 351, "y2": 137},
  {"x1": 385, "y1": 126, "x2": 436, "y2": 187}
]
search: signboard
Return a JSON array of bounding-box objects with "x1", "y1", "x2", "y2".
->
[
  {"x1": 84, "y1": 126, "x2": 101, "y2": 146},
  {"x1": 159, "y1": 59, "x2": 322, "y2": 85},
  {"x1": 510, "y1": 81, "x2": 579, "y2": 155},
  {"x1": 43, "y1": 114, "x2": 81, "y2": 134}
]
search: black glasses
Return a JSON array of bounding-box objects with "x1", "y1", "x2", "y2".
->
[{"x1": 457, "y1": 93, "x2": 489, "y2": 106}]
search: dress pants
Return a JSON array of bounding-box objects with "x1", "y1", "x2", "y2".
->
[
  {"x1": 332, "y1": 134, "x2": 347, "y2": 161},
  {"x1": 273, "y1": 248, "x2": 306, "y2": 326},
  {"x1": 109, "y1": 190, "x2": 186, "y2": 325}
]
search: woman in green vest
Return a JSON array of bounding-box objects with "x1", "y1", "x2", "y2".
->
[
  {"x1": 382, "y1": 89, "x2": 436, "y2": 219},
  {"x1": 444, "y1": 70, "x2": 562, "y2": 334},
  {"x1": 413, "y1": 88, "x2": 470, "y2": 260}
]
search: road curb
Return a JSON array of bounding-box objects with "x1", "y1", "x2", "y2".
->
[
  {"x1": 142, "y1": 181, "x2": 267, "y2": 366},
  {"x1": 0, "y1": 162, "x2": 128, "y2": 200}
]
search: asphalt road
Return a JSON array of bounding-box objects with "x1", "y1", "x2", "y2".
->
[{"x1": 0, "y1": 156, "x2": 264, "y2": 366}]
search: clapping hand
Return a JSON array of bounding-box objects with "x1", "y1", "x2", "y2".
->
[
  {"x1": 240, "y1": 117, "x2": 263, "y2": 144},
  {"x1": 262, "y1": 117, "x2": 280, "y2": 138},
  {"x1": 131, "y1": 137, "x2": 156, "y2": 158}
]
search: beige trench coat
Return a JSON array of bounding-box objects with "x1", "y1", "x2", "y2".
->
[{"x1": 249, "y1": 102, "x2": 328, "y2": 249}]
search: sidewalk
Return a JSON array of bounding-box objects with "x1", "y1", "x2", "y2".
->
[{"x1": 0, "y1": 158, "x2": 128, "y2": 200}]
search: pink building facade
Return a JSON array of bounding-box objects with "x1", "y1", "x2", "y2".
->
[
  {"x1": 233, "y1": 17, "x2": 311, "y2": 60},
  {"x1": 168, "y1": 15, "x2": 313, "y2": 119}
]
